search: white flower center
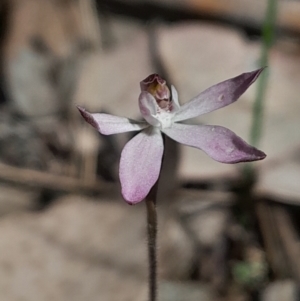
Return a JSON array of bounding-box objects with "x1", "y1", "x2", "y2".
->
[{"x1": 153, "y1": 110, "x2": 174, "y2": 129}]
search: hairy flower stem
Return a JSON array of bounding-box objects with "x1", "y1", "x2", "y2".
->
[{"x1": 145, "y1": 180, "x2": 159, "y2": 301}]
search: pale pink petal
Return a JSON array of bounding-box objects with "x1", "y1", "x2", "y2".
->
[
  {"x1": 174, "y1": 68, "x2": 264, "y2": 122},
  {"x1": 77, "y1": 106, "x2": 148, "y2": 135},
  {"x1": 119, "y1": 127, "x2": 164, "y2": 204},
  {"x1": 163, "y1": 123, "x2": 266, "y2": 163},
  {"x1": 138, "y1": 92, "x2": 160, "y2": 127}
]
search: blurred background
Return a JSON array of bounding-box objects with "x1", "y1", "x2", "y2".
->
[{"x1": 0, "y1": 0, "x2": 300, "y2": 300}]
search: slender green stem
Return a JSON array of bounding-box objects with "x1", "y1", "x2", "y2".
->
[
  {"x1": 146, "y1": 181, "x2": 159, "y2": 301},
  {"x1": 250, "y1": 0, "x2": 278, "y2": 147},
  {"x1": 245, "y1": 0, "x2": 278, "y2": 182}
]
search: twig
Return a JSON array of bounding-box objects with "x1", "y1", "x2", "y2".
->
[{"x1": 0, "y1": 161, "x2": 114, "y2": 194}]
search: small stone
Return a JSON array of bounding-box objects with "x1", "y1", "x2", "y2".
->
[
  {"x1": 0, "y1": 195, "x2": 148, "y2": 301},
  {"x1": 261, "y1": 280, "x2": 298, "y2": 301}
]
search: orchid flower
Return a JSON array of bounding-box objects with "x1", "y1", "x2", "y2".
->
[{"x1": 77, "y1": 70, "x2": 266, "y2": 205}]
